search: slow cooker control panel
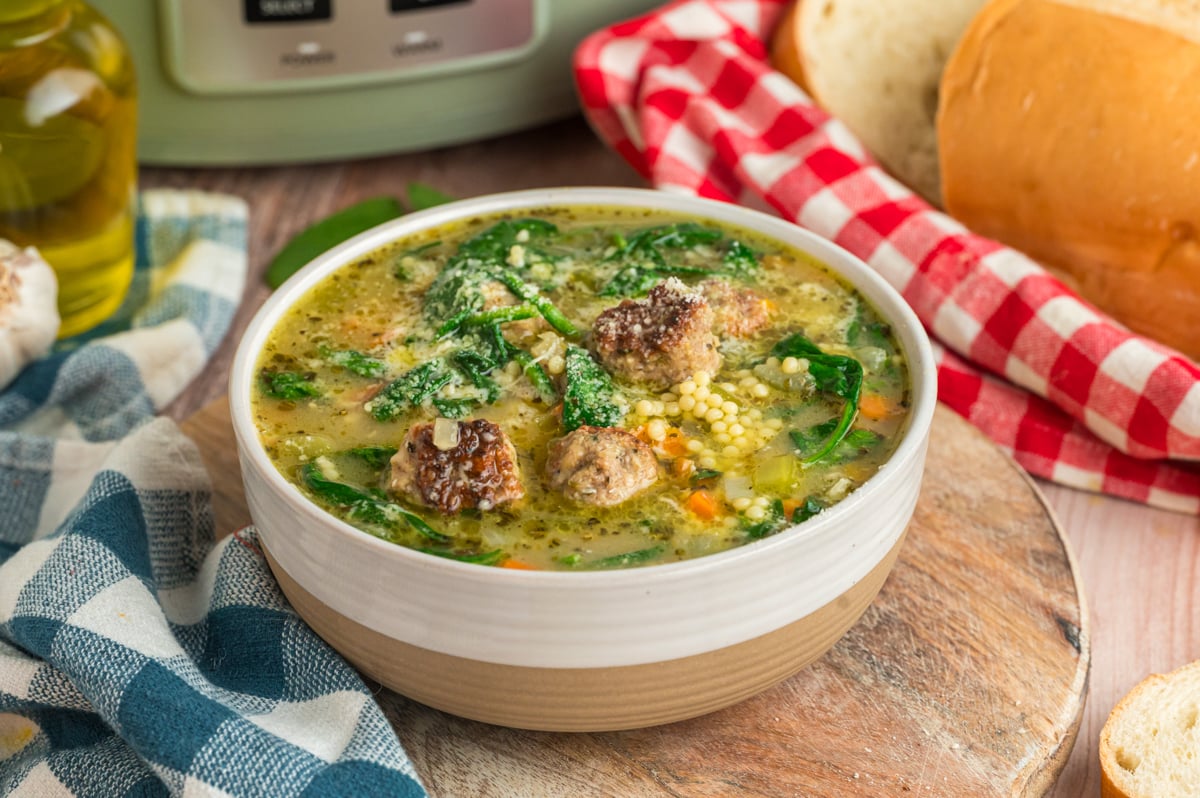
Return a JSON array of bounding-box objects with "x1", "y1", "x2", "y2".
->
[{"x1": 158, "y1": 0, "x2": 540, "y2": 95}]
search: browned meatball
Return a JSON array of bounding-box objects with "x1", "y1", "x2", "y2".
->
[
  {"x1": 545, "y1": 426, "x2": 660, "y2": 507},
  {"x1": 590, "y1": 278, "x2": 721, "y2": 389},
  {"x1": 700, "y1": 279, "x2": 770, "y2": 338},
  {"x1": 387, "y1": 419, "x2": 524, "y2": 514}
]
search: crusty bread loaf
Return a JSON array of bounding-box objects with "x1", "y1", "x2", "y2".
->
[
  {"x1": 1100, "y1": 660, "x2": 1200, "y2": 798},
  {"x1": 938, "y1": 0, "x2": 1200, "y2": 361},
  {"x1": 769, "y1": 0, "x2": 987, "y2": 204}
]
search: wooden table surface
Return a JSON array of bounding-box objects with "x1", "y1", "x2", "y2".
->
[{"x1": 147, "y1": 116, "x2": 1200, "y2": 797}]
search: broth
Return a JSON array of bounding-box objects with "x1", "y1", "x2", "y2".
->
[{"x1": 252, "y1": 206, "x2": 911, "y2": 570}]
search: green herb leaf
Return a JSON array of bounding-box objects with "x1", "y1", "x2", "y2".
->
[
  {"x1": 424, "y1": 218, "x2": 559, "y2": 324},
  {"x1": 600, "y1": 223, "x2": 756, "y2": 296},
  {"x1": 348, "y1": 446, "x2": 397, "y2": 469},
  {"x1": 432, "y1": 397, "x2": 477, "y2": 419},
  {"x1": 791, "y1": 496, "x2": 826, "y2": 524},
  {"x1": 369, "y1": 359, "x2": 455, "y2": 421},
  {"x1": 266, "y1": 196, "x2": 404, "y2": 289},
  {"x1": 562, "y1": 344, "x2": 623, "y2": 432},
  {"x1": 743, "y1": 499, "x2": 787, "y2": 540},
  {"x1": 299, "y1": 462, "x2": 450, "y2": 543},
  {"x1": 259, "y1": 369, "x2": 320, "y2": 400},
  {"x1": 690, "y1": 468, "x2": 723, "y2": 482},
  {"x1": 319, "y1": 346, "x2": 387, "y2": 378},
  {"x1": 418, "y1": 547, "x2": 506, "y2": 565},
  {"x1": 790, "y1": 422, "x2": 881, "y2": 464},
  {"x1": 406, "y1": 182, "x2": 455, "y2": 211},
  {"x1": 769, "y1": 332, "x2": 865, "y2": 464},
  {"x1": 590, "y1": 545, "x2": 664, "y2": 568}
]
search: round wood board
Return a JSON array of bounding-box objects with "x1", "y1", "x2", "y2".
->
[{"x1": 183, "y1": 400, "x2": 1089, "y2": 797}]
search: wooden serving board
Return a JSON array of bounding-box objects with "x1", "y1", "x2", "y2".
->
[{"x1": 184, "y1": 400, "x2": 1089, "y2": 797}]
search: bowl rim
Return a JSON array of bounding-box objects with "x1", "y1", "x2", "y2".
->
[{"x1": 230, "y1": 186, "x2": 938, "y2": 587}]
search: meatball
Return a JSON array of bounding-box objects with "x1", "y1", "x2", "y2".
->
[
  {"x1": 546, "y1": 426, "x2": 660, "y2": 507},
  {"x1": 590, "y1": 278, "x2": 721, "y2": 389},
  {"x1": 387, "y1": 419, "x2": 524, "y2": 514},
  {"x1": 700, "y1": 279, "x2": 770, "y2": 338}
]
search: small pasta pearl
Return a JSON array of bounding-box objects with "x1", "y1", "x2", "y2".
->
[
  {"x1": 728, "y1": 423, "x2": 744, "y2": 436},
  {"x1": 722, "y1": 401, "x2": 739, "y2": 415},
  {"x1": 695, "y1": 371, "x2": 711, "y2": 387},
  {"x1": 686, "y1": 439, "x2": 704, "y2": 453},
  {"x1": 722, "y1": 445, "x2": 740, "y2": 458},
  {"x1": 731, "y1": 497, "x2": 752, "y2": 511},
  {"x1": 705, "y1": 408, "x2": 724, "y2": 423},
  {"x1": 781, "y1": 356, "x2": 799, "y2": 374},
  {"x1": 664, "y1": 403, "x2": 680, "y2": 417},
  {"x1": 719, "y1": 382, "x2": 737, "y2": 394},
  {"x1": 745, "y1": 506, "x2": 766, "y2": 521},
  {"x1": 679, "y1": 395, "x2": 697, "y2": 412},
  {"x1": 751, "y1": 384, "x2": 770, "y2": 398},
  {"x1": 647, "y1": 420, "x2": 667, "y2": 441},
  {"x1": 699, "y1": 455, "x2": 717, "y2": 468},
  {"x1": 694, "y1": 385, "x2": 711, "y2": 402},
  {"x1": 711, "y1": 420, "x2": 728, "y2": 433},
  {"x1": 715, "y1": 433, "x2": 732, "y2": 444},
  {"x1": 679, "y1": 380, "x2": 697, "y2": 395},
  {"x1": 636, "y1": 400, "x2": 654, "y2": 416}
]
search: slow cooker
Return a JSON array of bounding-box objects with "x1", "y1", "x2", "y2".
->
[{"x1": 91, "y1": 0, "x2": 661, "y2": 165}]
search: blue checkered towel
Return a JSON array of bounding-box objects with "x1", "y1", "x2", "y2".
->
[{"x1": 0, "y1": 190, "x2": 427, "y2": 797}]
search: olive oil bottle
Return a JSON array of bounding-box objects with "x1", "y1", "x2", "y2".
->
[{"x1": 0, "y1": 0, "x2": 136, "y2": 338}]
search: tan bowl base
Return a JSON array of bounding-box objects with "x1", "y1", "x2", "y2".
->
[{"x1": 266, "y1": 533, "x2": 906, "y2": 732}]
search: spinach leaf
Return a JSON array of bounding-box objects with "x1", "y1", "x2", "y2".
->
[
  {"x1": 259, "y1": 369, "x2": 320, "y2": 400},
  {"x1": 790, "y1": 421, "x2": 881, "y2": 464},
  {"x1": 369, "y1": 359, "x2": 455, "y2": 421},
  {"x1": 562, "y1": 344, "x2": 623, "y2": 432},
  {"x1": 591, "y1": 545, "x2": 664, "y2": 568},
  {"x1": 690, "y1": 468, "x2": 723, "y2": 482},
  {"x1": 319, "y1": 346, "x2": 386, "y2": 378},
  {"x1": 769, "y1": 332, "x2": 865, "y2": 464},
  {"x1": 791, "y1": 496, "x2": 827, "y2": 524},
  {"x1": 432, "y1": 398, "x2": 478, "y2": 419},
  {"x1": 452, "y1": 350, "x2": 502, "y2": 403},
  {"x1": 418, "y1": 547, "x2": 507, "y2": 565},
  {"x1": 743, "y1": 499, "x2": 787, "y2": 540},
  {"x1": 424, "y1": 218, "x2": 564, "y2": 331},
  {"x1": 299, "y1": 463, "x2": 449, "y2": 543},
  {"x1": 348, "y1": 446, "x2": 397, "y2": 469},
  {"x1": 600, "y1": 222, "x2": 759, "y2": 296}
]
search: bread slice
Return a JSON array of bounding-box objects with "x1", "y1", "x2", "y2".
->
[
  {"x1": 1100, "y1": 661, "x2": 1200, "y2": 798},
  {"x1": 769, "y1": 0, "x2": 987, "y2": 204},
  {"x1": 937, "y1": 0, "x2": 1200, "y2": 361}
]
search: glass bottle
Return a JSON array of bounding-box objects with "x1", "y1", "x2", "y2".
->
[{"x1": 0, "y1": 0, "x2": 137, "y2": 338}]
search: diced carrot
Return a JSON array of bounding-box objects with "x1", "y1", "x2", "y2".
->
[
  {"x1": 782, "y1": 498, "x2": 802, "y2": 519},
  {"x1": 858, "y1": 393, "x2": 894, "y2": 420},
  {"x1": 659, "y1": 429, "x2": 688, "y2": 457},
  {"x1": 684, "y1": 489, "x2": 719, "y2": 521},
  {"x1": 632, "y1": 423, "x2": 651, "y2": 444},
  {"x1": 501, "y1": 559, "x2": 537, "y2": 570}
]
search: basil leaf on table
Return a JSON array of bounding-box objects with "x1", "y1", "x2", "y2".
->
[
  {"x1": 265, "y1": 196, "x2": 405, "y2": 288},
  {"x1": 407, "y1": 182, "x2": 456, "y2": 211}
]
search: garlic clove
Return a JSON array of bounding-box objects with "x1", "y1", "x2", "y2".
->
[{"x1": 0, "y1": 240, "x2": 60, "y2": 391}]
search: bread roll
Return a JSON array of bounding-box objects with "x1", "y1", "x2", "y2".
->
[
  {"x1": 769, "y1": 0, "x2": 988, "y2": 204},
  {"x1": 1100, "y1": 660, "x2": 1200, "y2": 798},
  {"x1": 938, "y1": 0, "x2": 1200, "y2": 361}
]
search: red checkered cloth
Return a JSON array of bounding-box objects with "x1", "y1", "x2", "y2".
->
[{"x1": 574, "y1": 0, "x2": 1200, "y2": 513}]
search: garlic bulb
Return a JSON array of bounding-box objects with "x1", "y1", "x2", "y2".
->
[{"x1": 0, "y1": 240, "x2": 59, "y2": 390}]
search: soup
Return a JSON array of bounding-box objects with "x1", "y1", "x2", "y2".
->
[{"x1": 252, "y1": 206, "x2": 910, "y2": 570}]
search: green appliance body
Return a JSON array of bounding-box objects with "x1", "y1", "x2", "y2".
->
[{"x1": 90, "y1": 0, "x2": 660, "y2": 166}]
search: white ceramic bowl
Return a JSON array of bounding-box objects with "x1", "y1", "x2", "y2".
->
[{"x1": 230, "y1": 187, "x2": 937, "y2": 731}]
